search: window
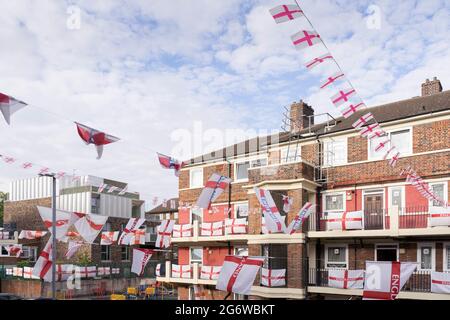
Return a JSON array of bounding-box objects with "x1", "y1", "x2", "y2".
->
[
  {"x1": 189, "y1": 168, "x2": 203, "y2": 188},
  {"x1": 190, "y1": 247, "x2": 203, "y2": 264},
  {"x1": 234, "y1": 158, "x2": 268, "y2": 181},
  {"x1": 417, "y1": 243, "x2": 435, "y2": 271},
  {"x1": 121, "y1": 246, "x2": 130, "y2": 261},
  {"x1": 369, "y1": 128, "x2": 412, "y2": 160},
  {"x1": 444, "y1": 244, "x2": 450, "y2": 272},
  {"x1": 262, "y1": 244, "x2": 287, "y2": 270},
  {"x1": 191, "y1": 207, "x2": 203, "y2": 224},
  {"x1": 323, "y1": 139, "x2": 347, "y2": 166},
  {"x1": 325, "y1": 244, "x2": 348, "y2": 268},
  {"x1": 0, "y1": 246, "x2": 9, "y2": 257},
  {"x1": 103, "y1": 222, "x2": 111, "y2": 232},
  {"x1": 101, "y1": 245, "x2": 111, "y2": 261},
  {"x1": 21, "y1": 247, "x2": 38, "y2": 262},
  {"x1": 324, "y1": 193, "x2": 345, "y2": 212},
  {"x1": 429, "y1": 182, "x2": 447, "y2": 209},
  {"x1": 389, "y1": 187, "x2": 404, "y2": 209},
  {"x1": 235, "y1": 247, "x2": 248, "y2": 257},
  {"x1": 235, "y1": 203, "x2": 249, "y2": 218},
  {"x1": 91, "y1": 196, "x2": 100, "y2": 214},
  {"x1": 280, "y1": 146, "x2": 301, "y2": 164}
]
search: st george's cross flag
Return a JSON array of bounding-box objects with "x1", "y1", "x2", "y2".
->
[
  {"x1": 19, "y1": 230, "x2": 48, "y2": 240},
  {"x1": 262, "y1": 215, "x2": 286, "y2": 234},
  {"x1": 282, "y1": 195, "x2": 293, "y2": 213},
  {"x1": 200, "y1": 265, "x2": 222, "y2": 280},
  {"x1": 0, "y1": 92, "x2": 27, "y2": 125},
  {"x1": 328, "y1": 269, "x2": 364, "y2": 289},
  {"x1": 429, "y1": 210, "x2": 450, "y2": 227},
  {"x1": 261, "y1": 268, "x2": 286, "y2": 287},
  {"x1": 5, "y1": 245, "x2": 23, "y2": 257},
  {"x1": 352, "y1": 113, "x2": 375, "y2": 129},
  {"x1": 286, "y1": 202, "x2": 313, "y2": 235},
  {"x1": 157, "y1": 153, "x2": 185, "y2": 177},
  {"x1": 216, "y1": 256, "x2": 264, "y2": 295},
  {"x1": 131, "y1": 248, "x2": 154, "y2": 276},
  {"x1": 155, "y1": 220, "x2": 175, "y2": 248},
  {"x1": 431, "y1": 271, "x2": 450, "y2": 294},
  {"x1": 363, "y1": 261, "x2": 418, "y2": 300},
  {"x1": 75, "y1": 122, "x2": 120, "y2": 159},
  {"x1": 37, "y1": 206, "x2": 72, "y2": 240},
  {"x1": 100, "y1": 231, "x2": 120, "y2": 245},
  {"x1": 129, "y1": 228, "x2": 146, "y2": 245},
  {"x1": 270, "y1": 4, "x2": 304, "y2": 24},
  {"x1": 305, "y1": 53, "x2": 334, "y2": 70},
  {"x1": 172, "y1": 224, "x2": 193, "y2": 238},
  {"x1": 118, "y1": 218, "x2": 146, "y2": 245},
  {"x1": 74, "y1": 213, "x2": 108, "y2": 244},
  {"x1": 65, "y1": 241, "x2": 83, "y2": 259},
  {"x1": 321, "y1": 72, "x2": 345, "y2": 89},
  {"x1": 32, "y1": 236, "x2": 53, "y2": 281},
  {"x1": 196, "y1": 173, "x2": 232, "y2": 209},
  {"x1": 341, "y1": 102, "x2": 366, "y2": 118},
  {"x1": 254, "y1": 187, "x2": 286, "y2": 233},
  {"x1": 327, "y1": 211, "x2": 364, "y2": 231},
  {"x1": 291, "y1": 30, "x2": 322, "y2": 50},
  {"x1": 200, "y1": 221, "x2": 224, "y2": 236},
  {"x1": 225, "y1": 218, "x2": 247, "y2": 235},
  {"x1": 78, "y1": 266, "x2": 97, "y2": 278},
  {"x1": 331, "y1": 88, "x2": 357, "y2": 107}
]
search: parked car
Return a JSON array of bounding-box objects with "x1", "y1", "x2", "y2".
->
[{"x1": 0, "y1": 293, "x2": 23, "y2": 300}]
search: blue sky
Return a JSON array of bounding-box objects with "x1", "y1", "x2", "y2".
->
[{"x1": 0, "y1": 0, "x2": 449, "y2": 205}]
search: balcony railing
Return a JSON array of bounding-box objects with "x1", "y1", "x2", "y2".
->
[
  {"x1": 171, "y1": 220, "x2": 249, "y2": 240},
  {"x1": 308, "y1": 268, "x2": 438, "y2": 294},
  {"x1": 398, "y1": 206, "x2": 445, "y2": 229}
]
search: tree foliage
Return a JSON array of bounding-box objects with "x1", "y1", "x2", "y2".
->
[{"x1": 0, "y1": 191, "x2": 5, "y2": 227}]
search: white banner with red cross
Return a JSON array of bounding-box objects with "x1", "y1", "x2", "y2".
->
[
  {"x1": 172, "y1": 224, "x2": 193, "y2": 238},
  {"x1": 23, "y1": 267, "x2": 40, "y2": 279},
  {"x1": 201, "y1": 221, "x2": 224, "y2": 236},
  {"x1": 37, "y1": 206, "x2": 72, "y2": 240},
  {"x1": 5, "y1": 244, "x2": 23, "y2": 257},
  {"x1": 328, "y1": 269, "x2": 364, "y2": 289},
  {"x1": 97, "y1": 266, "x2": 111, "y2": 277},
  {"x1": 100, "y1": 231, "x2": 120, "y2": 245},
  {"x1": 200, "y1": 265, "x2": 222, "y2": 280},
  {"x1": 74, "y1": 213, "x2": 108, "y2": 244},
  {"x1": 32, "y1": 236, "x2": 53, "y2": 281},
  {"x1": 286, "y1": 202, "x2": 313, "y2": 235},
  {"x1": 19, "y1": 230, "x2": 48, "y2": 240},
  {"x1": 78, "y1": 266, "x2": 96, "y2": 278},
  {"x1": 262, "y1": 216, "x2": 285, "y2": 234},
  {"x1": 429, "y1": 211, "x2": 450, "y2": 227},
  {"x1": 261, "y1": 268, "x2": 286, "y2": 287},
  {"x1": 327, "y1": 210, "x2": 363, "y2": 231},
  {"x1": 216, "y1": 256, "x2": 264, "y2": 295},
  {"x1": 172, "y1": 264, "x2": 192, "y2": 279},
  {"x1": 225, "y1": 218, "x2": 247, "y2": 235},
  {"x1": 112, "y1": 268, "x2": 120, "y2": 275},
  {"x1": 270, "y1": 4, "x2": 304, "y2": 24},
  {"x1": 254, "y1": 187, "x2": 286, "y2": 233},
  {"x1": 129, "y1": 228, "x2": 146, "y2": 245},
  {"x1": 13, "y1": 267, "x2": 23, "y2": 277},
  {"x1": 363, "y1": 261, "x2": 418, "y2": 300},
  {"x1": 118, "y1": 218, "x2": 146, "y2": 245},
  {"x1": 131, "y1": 248, "x2": 154, "y2": 276},
  {"x1": 155, "y1": 220, "x2": 175, "y2": 248},
  {"x1": 196, "y1": 173, "x2": 232, "y2": 209},
  {"x1": 431, "y1": 271, "x2": 450, "y2": 294}
]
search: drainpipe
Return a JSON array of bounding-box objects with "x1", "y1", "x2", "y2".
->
[{"x1": 226, "y1": 159, "x2": 232, "y2": 255}]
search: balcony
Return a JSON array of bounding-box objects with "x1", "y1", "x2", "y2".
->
[
  {"x1": 156, "y1": 261, "x2": 216, "y2": 286},
  {"x1": 247, "y1": 161, "x2": 315, "y2": 186},
  {"x1": 0, "y1": 230, "x2": 19, "y2": 245},
  {"x1": 308, "y1": 206, "x2": 450, "y2": 238},
  {"x1": 307, "y1": 268, "x2": 450, "y2": 300}
]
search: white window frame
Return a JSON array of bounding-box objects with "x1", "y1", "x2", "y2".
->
[
  {"x1": 189, "y1": 168, "x2": 203, "y2": 189},
  {"x1": 234, "y1": 202, "x2": 249, "y2": 218},
  {"x1": 368, "y1": 127, "x2": 413, "y2": 160},
  {"x1": 374, "y1": 243, "x2": 399, "y2": 261},
  {"x1": 362, "y1": 189, "x2": 386, "y2": 212},
  {"x1": 234, "y1": 157, "x2": 268, "y2": 182},
  {"x1": 443, "y1": 242, "x2": 450, "y2": 272},
  {"x1": 428, "y1": 182, "x2": 448, "y2": 212},
  {"x1": 323, "y1": 138, "x2": 347, "y2": 167},
  {"x1": 280, "y1": 145, "x2": 301, "y2": 164},
  {"x1": 323, "y1": 192, "x2": 346, "y2": 213},
  {"x1": 388, "y1": 186, "x2": 405, "y2": 210},
  {"x1": 101, "y1": 245, "x2": 111, "y2": 262},
  {"x1": 417, "y1": 242, "x2": 435, "y2": 271},
  {"x1": 189, "y1": 247, "x2": 203, "y2": 264},
  {"x1": 121, "y1": 246, "x2": 130, "y2": 262},
  {"x1": 324, "y1": 244, "x2": 348, "y2": 269}
]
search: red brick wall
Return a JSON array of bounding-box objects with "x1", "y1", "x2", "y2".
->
[
  {"x1": 203, "y1": 247, "x2": 230, "y2": 266},
  {"x1": 348, "y1": 136, "x2": 367, "y2": 163},
  {"x1": 414, "y1": 119, "x2": 450, "y2": 153}
]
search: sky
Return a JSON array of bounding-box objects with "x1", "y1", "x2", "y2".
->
[{"x1": 0, "y1": 0, "x2": 449, "y2": 208}]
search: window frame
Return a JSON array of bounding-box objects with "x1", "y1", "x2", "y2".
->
[
  {"x1": 280, "y1": 145, "x2": 301, "y2": 164},
  {"x1": 443, "y1": 242, "x2": 450, "y2": 272},
  {"x1": 189, "y1": 247, "x2": 203, "y2": 264},
  {"x1": 368, "y1": 127, "x2": 413, "y2": 160},
  {"x1": 101, "y1": 245, "x2": 111, "y2": 262},
  {"x1": 189, "y1": 168, "x2": 204, "y2": 189},
  {"x1": 323, "y1": 192, "x2": 346, "y2": 213},
  {"x1": 121, "y1": 246, "x2": 130, "y2": 261},
  {"x1": 234, "y1": 202, "x2": 249, "y2": 218},
  {"x1": 234, "y1": 157, "x2": 268, "y2": 182},
  {"x1": 417, "y1": 242, "x2": 435, "y2": 271},
  {"x1": 323, "y1": 138, "x2": 347, "y2": 167},
  {"x1": 428, "y1": 182, "x2": 448, "y2": 212},
  {"x1": 388, "y1": 186, "x2": 405, "y2": 210},
  {"x1": 324, "y1": 244, "x2": 348, "y2": 269}
]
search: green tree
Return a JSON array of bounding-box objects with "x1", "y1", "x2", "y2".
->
[{"x1": 0, "y1": 191, "x2": 6, "y2": 227}]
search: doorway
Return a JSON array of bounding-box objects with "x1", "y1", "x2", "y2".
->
[{"x1": 364, "y1": 190, "x2": 384, "y2": 230}]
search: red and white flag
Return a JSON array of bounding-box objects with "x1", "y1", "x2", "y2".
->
[
  {"x1": 112, "y1": 268, "x2": 120, "y2": 275},
  {"x1": 331, "y1": 88, "x2": 357, "y2": 107},
  {"x1": 262, "y1": 215, "x2": 286, "y2": 234},
  {"x1": 216, "y1": 256, "x2": 264, "y2": 295},
  {"x1": 352, "y1": 113, "x2": 375, "y2": 129},
  {"x1": 254, "y1": 187, "x2": 286, "y2": 233},
  {"x1": 261, "y1": 268, "x2": 286, "y2": 287},
  {"x1": 131, "y1": 248, "x2": 154, "y2": 276},
  {"x1": 23, "y1": 267, "x2": 39, "y2": 280},
  {"x1": 305, "y1": 54, "x2": 334, "y2": 70},
  {"x1": 107, "y1": 186, "x2": 118, "y2": 193},
  {"x1": 157, "y1": 153, "x2": 185, "y2": 177},
  {"x1": 74, "y1": 213, "x2": 108, "y2": 243},
  {"x1": 5, "y1": 244, "x2": 23, "y2": 257},
  {"x1": 291, "y1": 30, "x2": 322, "y2": 50},
  {"x1": 172, "y1": 224, "x2": 193, "y2": 238},
  {"x1": 359, "y1": 123, "x2": 384, "y2": 139},
  {"x1": 0, "y1": 92, "x2": 27, "y2": 125},
  {"x1": 172, "y1": 264, "x2": 192, "y2": 279},
  {"x1": 13, "y1": 267, "x2": 23, "y2": 277},
  {"x1": 98, "y1": 183, "x2": 108, "y2": 193},
  {"x1": 79, "y1": 266, "x2": 96, "y2": 278},
  {"x1": 32, "y1": 237, "x2": 53, "y2": 281},
  {"x1": 270, "y1": 4, "x2": 304, "y2": 24},
  {"x1": 225, "y1": 218, "x2": 247, "y2": 235},
  {"x1": 75, "y1": 122, "x2": 120, "y2": 159},
  {"x1": 18, "y1": 230, "x2": 48, "y2": 240},
  {"x1": 118, "y1": 218, "x2": 146, "y2": 245},
  {"x1": 155, "y1": 220, "x2": 175, "y2": 248},
  {"x1": 118, "y1": 185, "x2": 128, "y2": 195},
  {"x1": 65, "y1": 241, "x2": 83, "y2": 259},
  {"x1": 327, "y1": 211, "x2": 363, "y2": 231},
  {"x1": 341, "y1": 102, "x2": 366, "y2": 118},
  {"x1": 200, "y1": 265, "x2": 222, "y2": 280},
  {"x1": 363, "y1": 261, "x2": 417, "y2": 300},
  {"x1": 328, "y1": 269, "x2": 364, "y2": 289},
  {"x1": 196, "y1": 173, "x2": 231, "y2": 209},
  {"x1": 431, "y1": 271, "x2": 450, "y2": 294},
  {"x1": 97, "y1": 266, "x2": 111, "y2": 277},
  {"x1": 37, "y1": 206, "x2": 72, "y2": 240},
  {"x1": 155, "y1": 263, "x2": 163, "y2": 277},
  {"x1": 374, "y1": 139, "x2": 391, "y2": 153},
  {"x1": 282, "y1": 195, "x2": 293, "y2": 213},
  {"x1": 129, "y1": 228, "x2": 146, "y2": 245},
  {"x1": 201, "y1": 221, "x2": 224, "y2": 236},
  {"x1": 429, "y1": 211, "x2": 450, "y2": 227},
  {"x1": 321, "y1": 72, "x2": 345, "y2": 89},
  {"x1": 100, "y1": 231, "x2": 120, "y2": 245},
  {"x1": 286, "y1": 202, "x2": 313, "y2": 235}
]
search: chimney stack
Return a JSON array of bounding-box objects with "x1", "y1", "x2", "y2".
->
[
  {"x1": 289, "y1": 100, "x2": 314, "y2": 133},
  {"x1": 421, "y1": 77, "x2": 442, "y2": 96}
]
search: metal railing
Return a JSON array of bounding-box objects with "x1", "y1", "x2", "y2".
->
[{"x1": 398, "y1": 206, "x2": 434, "y2": 229}]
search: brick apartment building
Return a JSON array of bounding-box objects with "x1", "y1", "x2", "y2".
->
[
  {"x1": 156, "y1": 78, "x2": 450, "y2": 300},
  {"x1": 1, "y1": 175, "x2": 148, "y2": 276}
]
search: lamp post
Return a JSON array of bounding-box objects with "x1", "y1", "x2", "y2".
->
[{"x1": 39, "y1": 173, "x2": 57, "y2": 299}]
